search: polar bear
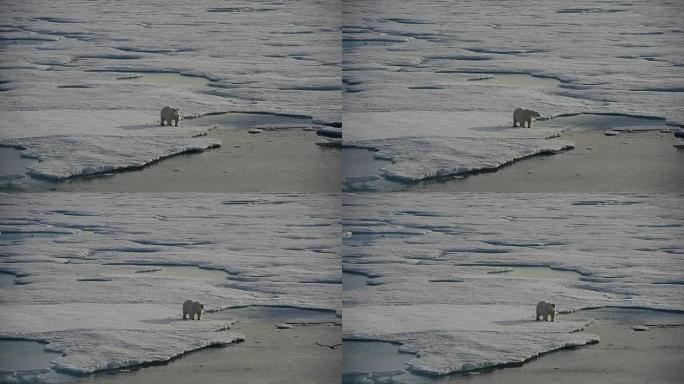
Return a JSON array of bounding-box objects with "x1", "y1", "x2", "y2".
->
[
  {"x1": 513, "y1": 107, "x2": 541, "y2": 128},
  {"x1": 161, "y1": 106, "x2": 180, "y2": 126},
  {"x1": 536, "y1": 301, "x2": 556, "y2": 322},
  {"x1": 182, "y1": 300, "x2": 204, "y2": 320}
]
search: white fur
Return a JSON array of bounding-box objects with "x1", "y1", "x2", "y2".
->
[
  {"x1": 161, "y1": 106, "x2": 180, "y2": 126},
  {"x1": 536, "y1": 301, "x2": 556, "y2": 321},
  {"x1": 513, "y1": 107, "x2": 541, "y2": 128},
  {"x1": 182, "y1": 300, "x2": 204, "y2": 320}
]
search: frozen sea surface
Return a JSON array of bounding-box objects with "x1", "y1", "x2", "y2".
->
[
  {"x1": 343, "y1": 0, "x2": 683, "y2": 185},
  {"x1": 342, "y1": 193, "x2": 684, "y2": 376},
  {"x1": 0, "y1": 193, "x2": 341, "y2": 379},
  {"x1": 0, "y1": 0, "x2": 340, "y2": 180}
]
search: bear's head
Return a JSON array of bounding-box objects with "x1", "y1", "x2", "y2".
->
[
  {"x1": 531, "y1": 110, "x2": 541, "y2": 118},
  {"x1": 549, "y1": 303, "x2": 556, "y2": 311}
]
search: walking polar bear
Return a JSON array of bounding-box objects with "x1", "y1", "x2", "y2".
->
[
  {"x1": 161, "y1": 106, "x2": 181, "y2": 126},
  {"x1": 513, "y1": 107, "x2": 541, "y2": 128},
  {"x1": 182, "y1": 300, "x2": 204, "y2": 320},
  {"x1": 536, "y1": 301, "x2": 556, "y2": 322}
]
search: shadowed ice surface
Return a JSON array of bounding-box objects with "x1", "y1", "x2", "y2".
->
[
  {"x1": 188, "y1": 111, "x2": 313, "y2": 129},
  {"x1": 0, "y1": 339, "x2": 60, "y2": 371},
  {"x1": 343, "y1": 340, "x2": 412, "y2": 375},
  {"x1": 0, "y1": 272, "x2": 15, "y2": 287},
  {"x1": 0, "y1": 339, "x2": 76, "y2": 383},
  {"x1": 343, "y1": 272, "x2": 367, "y2": 291},
  {"x1": 0, "y1": 231, "x2": 64, "y2": 242},
  {"x1": 0, "y1": 146, "x2": 34, "y2": 184},
  {"x1": 210, "y1": 305, "x2": 338, "y2": 323}
]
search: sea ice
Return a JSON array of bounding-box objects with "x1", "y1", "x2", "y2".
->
[
  {"x1": 343, "y1": 193, "x2": 684, "y2": 376},
  {"x1": 0, "y1": 0, "x2": 341, "y2": 180},
  {"x1": 0, "y1": 193, "x2": 341, "y2": 376},
  {"x1": 343, "y1": 0, "x2": 684, "y2": 183}
]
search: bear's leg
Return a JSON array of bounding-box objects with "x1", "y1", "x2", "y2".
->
[
  {"x1": 182, "y1": 312, "x2": 187, "y2": 320},
  {"x1": 197, "y1": 313, "x2": 201, "y2": 320},
  {"x1": 513, "y1": 120, "x2": 517, "y2": 128},
  {"x1": 161, "y1": 119, "x2": 164, "y2": 126}
]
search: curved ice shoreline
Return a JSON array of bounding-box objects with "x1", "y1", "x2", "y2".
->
[
  {"x1": 1, "y1": 134, "x2": 221, "y2": 181},
  {"x1": 53, "y1": 332, "x2": 246, "y2": 376},
  {"x1": 347, "y1": 136, "x2": 574, "y2": 183},
  {"x1": 343, "y1": 110, "x2": 576, "y2": 184}
]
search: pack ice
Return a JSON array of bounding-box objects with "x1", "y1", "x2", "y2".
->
[
  {"x1": 343, "y1": 0, "x2": 684, "y2": 182},
  {"x1": 343, "y1": 193, "x2": 684, "y2": 376},
  {"x1": 0, "y1": 0, "x2": 341, "y2": 180},
  {"x1": 0, "y1": 193, "x2": 341, "y2": 378}
]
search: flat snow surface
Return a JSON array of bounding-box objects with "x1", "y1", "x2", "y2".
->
[
  {"x1": 0, "y1": 0, "x2": 340, "y2": 179},
  {"x1": 343, "y1": 0, "x2": 683, "y2": 181},
  {"x1": 342, "y1": 193, "x2": 684, "y2": 376},
  {"x1": 0, "y1": 193, "x2": 341, "y2": 377}
]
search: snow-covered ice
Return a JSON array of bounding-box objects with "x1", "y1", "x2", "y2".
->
[
  {"x1": 0, "y1": 193, "x2": 341, "y2": 378},
  {"x1": 343, "y1": 0, "x2": 684, "y2": 183},
  {"x1": 342, "y1": 193, "x2": 684, "y2": 376},
  {"x1": 0, "y1": 0, "x2": 340, "y2": 180}
]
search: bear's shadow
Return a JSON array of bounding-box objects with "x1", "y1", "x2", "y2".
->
[
  {"x1": 118, "y1": 123, "x2": 178, "y2": 131},
  {"x1": 471, "y1": 126, "x2": 521, "y2": 133},
  {"x1": 493, "y1": 319, "x2": 540, "y2": 326},
  {"x1": 140, "y1": 317, "x2": 197, "y2": 325}
]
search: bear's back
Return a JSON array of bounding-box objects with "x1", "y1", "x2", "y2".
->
[{"x1": 536, "y1": 301, "x2": 547, "y2": 311}]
